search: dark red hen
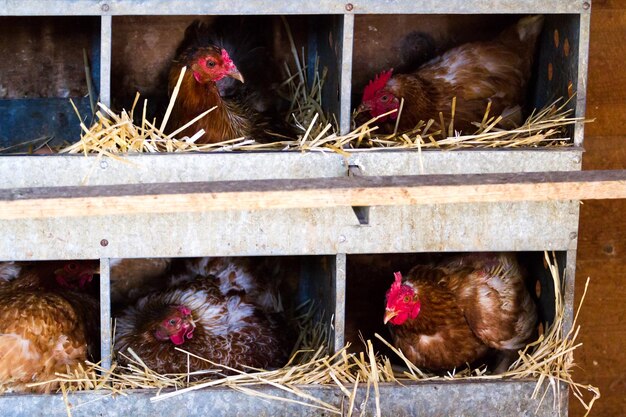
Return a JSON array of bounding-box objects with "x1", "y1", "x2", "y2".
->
[{"x1": 168, "y1": 18, "x2": 290, "y2": 144}]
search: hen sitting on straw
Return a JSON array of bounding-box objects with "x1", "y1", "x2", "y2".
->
[
  {"x1": 0, "y1": 261, "x2": 100, "y2": 393},
  {"x1": 356, "y1": 15, "x2": 544, "y2": 135},
  {"x1": 114, "y1": 267, "x2": 291, "y2": 377},
  {"x1": 384, "y1": 252, "x2": 538, "y2": 373},
  {"x1": 168, "y1": 18, "x2": 291, "y2": 144}
]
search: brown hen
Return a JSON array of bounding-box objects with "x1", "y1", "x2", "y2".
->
[
  {"x1": 0, "y1": 261, "x2": 100, "y2": 393},
  {"x1": 357, "y1": 15, "x2": 544, "y2": 134},
  {"x1": 384, "y1": 253, "x2": 537, "y2": 372},
  {"x1": 168, "y1": 19, "x2": 288, "y2": 144}
]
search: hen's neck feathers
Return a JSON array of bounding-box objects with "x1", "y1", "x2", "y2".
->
[
  {"x1": 399, "y1": 267, "x2": 468, "y2": 334},
  {"x1": 170, "y1": 69, "x2": 252, "y2": 144}
]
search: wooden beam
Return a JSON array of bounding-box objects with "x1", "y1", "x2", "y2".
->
[{"x1": 0, "y1": 170, "x2": 624, "y2": 220}]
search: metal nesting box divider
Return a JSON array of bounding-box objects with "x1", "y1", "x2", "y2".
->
[{"x1": 0, "y1": 1, "x2": 590, "y2": 416}]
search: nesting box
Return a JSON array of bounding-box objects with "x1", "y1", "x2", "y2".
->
[{"x1": 0, "y1": 0, "x2": 591, "y2": 416}]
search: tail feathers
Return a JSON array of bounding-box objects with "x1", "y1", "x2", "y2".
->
[
  {"x1": 516, "y1": 15, "x2": 545, "y2": 43},
  {"x1": 499, "y1": 15, "x2": 544, "y2": 49}
]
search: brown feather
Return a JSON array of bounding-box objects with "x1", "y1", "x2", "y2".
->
[
  {"x1": 168, "y1": 65, "x2": 253, "y2": 143},
  {"x1": 0, "y1": 262, "x2": 99, "y2": 393},
  {"x1": 369, "y1": 15, "x2": 544, "y2": 134},
  {"x1": 388, "y1": 253, "x2": 537, "y2": 371}
]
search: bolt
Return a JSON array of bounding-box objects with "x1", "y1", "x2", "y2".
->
[
  {"x1": 101, "y1": 3, "x2": 110, "y2": 12},
  {"x1": 345, "y1": 3, "x2": 354, "y2": 11},
  {"x1": 569, "y1": 232, "x2": 578, "y2": 240},
  {"x1": 582, "y1": 1, "x2": 590, "y2": 10},
  {"x1": 100, "y1": 239, "x2": 109, "y2": 247},
  {"x1": 100, "y1": 160, "x2": 108, "y2": 169}
]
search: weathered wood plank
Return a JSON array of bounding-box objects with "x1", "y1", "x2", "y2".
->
[
  {"x1": 570, "y1": 2, "x2": 626, "y2": 414},
  {"x1": 0, "y1": 170, "x2": 624, "y2": 219}
]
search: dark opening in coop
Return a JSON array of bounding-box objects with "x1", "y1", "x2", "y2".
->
[
  {"x1": 0, "y1": 259, "x2": 101, "y2": 393},
  {"x1": 109, "y1": 255, "x2": 336, "y2": 381},
  {"x1": 345, "y1": 251, "x2": 564, "y2": 376},
  {"x1": 0, "y1": 17, "x2": 101, "y2": 149},
  {"x1": 110, "y1": 15, "x2": 342, "y2": 145},
  {"x1": 351, "y1": 14, "x2": 580, "y2": 146}
]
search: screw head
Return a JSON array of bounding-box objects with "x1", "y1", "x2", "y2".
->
[
  {"x1": 101, "y1": 3, "x2": 110, "y2": 12},
  {"x1": 100, "y1": 160, "x2": 108, "y2": 169},
  {"x1": 582, "y1": 1, "x2": 590, "y2": 10},
  {"x1": 569, "y1": 232, "x2": 578, "y2": 240},
  {"x1": 345, "y1": 3, "x2": 354, "y2": 11},
  {"x1": 338, "y1": 235, "x2": 347, "y2": 243},
  {"x1": 100, "y1": 239, "x2": 109, "y2": 247}
]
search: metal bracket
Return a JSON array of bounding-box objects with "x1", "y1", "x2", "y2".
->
[{"x1": 348, "y1": 165, "x2": 369, "y2": 225}]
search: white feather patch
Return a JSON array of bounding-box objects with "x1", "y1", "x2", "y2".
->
[{"x1": 0, "y1": 262, "x2": 21, "y2": 282}]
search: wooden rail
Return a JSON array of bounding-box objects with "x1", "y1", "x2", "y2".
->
[{"x1": 0, "y1": 170, "x2": 624, "y2": 219}]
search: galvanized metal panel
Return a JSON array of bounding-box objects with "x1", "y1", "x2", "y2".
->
[
  {"x1": 333, "y1": 253, "x2": 346, "y2": 352},
  {"x1": 0, "y1": 149, "x2": 582, "y2": 188},
  {"x1": 100, "y1": 16, "x2": 112, "y2": 107},
  {"x1": 340, "y1": 14, "x2": 354, "y2": 135},
  {"x1": 0, "y1": 380, "x2": 567, "y2": 416},
  {"x1": 0, "y1": 201, "x2": 579, "y2": 261},
  {"x1": 574, "y1": 12, "x2": 591, "y2": 146},
  {"x1": 0, "y1": 0, "x2": 588, "y2": 16},
  {"x1": 99, "y1": 257, "x2": 112, "y2": 369},
  {"x1": 563, "y1": 248, "x2": 578, "y2": 335}
]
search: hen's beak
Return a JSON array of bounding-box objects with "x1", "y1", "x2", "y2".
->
[
  {"x1": 228, "y1": 69, "x2": 245, "y2": 83},
  {"x1": 384, "y1": 309, "x2": 398, "y2": 325}
]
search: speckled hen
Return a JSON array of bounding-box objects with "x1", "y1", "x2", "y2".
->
[{"x1": 114, "y1": 273, "x2": 290, "y2": 376}]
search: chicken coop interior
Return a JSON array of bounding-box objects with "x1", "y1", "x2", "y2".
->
[
  {"x1": 352, "y1": 14, "x2": 580, "y2": 135},
  {"x1": 0, "y1": 10, "x2": 584, "y2": 148},
  {"x1": 0, "y1": 0, "x2": 607, "y2": 416},
  {"x1": 345, "y1": 251, "x2": 566, "y2": 361}
]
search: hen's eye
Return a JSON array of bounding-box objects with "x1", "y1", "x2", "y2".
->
[
  {"x1": 67, "y1": 263, "x2": 77, "y2": 271},
  {"x1": 168, "y1": 319, "x2": 177, "y2": 326},
  {"x1": 381, "y1": 95, "x2": 389, "y2": 102},
  {"x1": 403, "y1": 296, "x2": 410, "y2": 303},
  {"x1": 206, "y1": 60, "x2": 216, "y2": 68}
]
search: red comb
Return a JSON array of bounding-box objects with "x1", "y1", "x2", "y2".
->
[
  {"x1": 363, "y1": 69, "x2": 393, "y2": 101},
  {"x1": 392, "y1": 271, "x2": 403, "y2": 288}
]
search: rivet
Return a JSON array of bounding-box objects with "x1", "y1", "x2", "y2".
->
[
  {"x1": 101, "y1": 3, "x2": 110, "y2": 12},
  {"x1": 582, "y1": 2, "x2": 590, "y2": 10},
  {"x1": 100, "y1": 239, "x2": 109, "y2": 247},
  {"x1": 345, "y1": 3, "x2": 354, "y2": 11}
]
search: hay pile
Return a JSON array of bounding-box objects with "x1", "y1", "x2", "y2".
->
[{"x1": 35, "y1": 252, "x2": 598, "y2": 417}]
